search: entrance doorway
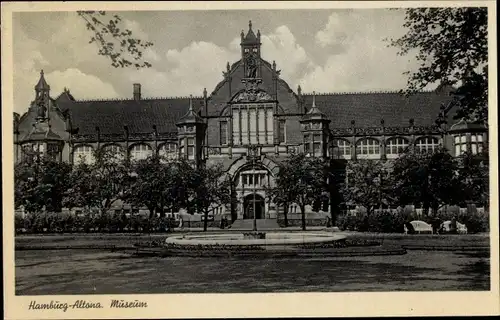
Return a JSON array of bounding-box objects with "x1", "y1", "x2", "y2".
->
[{"x1": 243, "y1": 194, "x2": 265, "y2": 219}]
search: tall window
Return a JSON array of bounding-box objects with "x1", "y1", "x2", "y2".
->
[
  {"x1": 313, "y1": 134, "x2": 322, "y2": 156},
  {"x1": 232, "y1": 103, "x2": 274, "y2": 145},
  {"x1": 73, "y1": 145, "x2": 95, "y2": 164},
  {"x1": 220, "y1": 121, "x2": 228, "y2": 145},
  {"x1": 356, "y1": 138, "x2": 380, "y2": 159},
  {"x1": 416, "y1": 137, "x2": 439, "y2": 154},
  {"x1": 129, "y1": 144, "x2": 152, "y2": 162},
  {"x1": 278, "y1": 120, "x2": 286, "y2": 143},
  {"x1": 454, "y1": 134, "x2": 467, "y2": 156},
  {"x1": 304, "y1": 135, "x2": 311, "y2": 155},
  {"x1": 158, "y1": 143, "x2": 178, "y2": 160},
  {"x1": 187, "y1": 138, "x2": 195, "y2": 160},
  {"x1": 386, "y1": 137, "x2": 409, "y2": 158},
  {"x1": 46, "y1": 143, "x2": 61, "y2": 161},
  {"x1": 331, "y1": 139, "x2": 351, "y2": 159},
  {"x1": 471, "y1": 133, "x2": 484, "y2": 154},
  {"x1": 179, "y1": 138, "x2": 185, "y2": 158}
]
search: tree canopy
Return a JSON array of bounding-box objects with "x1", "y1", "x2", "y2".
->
[
  {"x1": 389, "y1": 7, "x2": 488, "y2": 123},
  {"x1": 272, "y1": 153, "x2": 326, "y2": 230}
]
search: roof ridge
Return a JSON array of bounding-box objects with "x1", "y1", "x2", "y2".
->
[
  {"x1": 301, "y1": 89, "x2": 435, "y2": 95},
  {"x1": 74, "y1": 96, "x2": 204, "y2": 103}
]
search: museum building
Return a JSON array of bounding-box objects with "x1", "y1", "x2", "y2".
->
[{"x1": 13, "y1": 22, "x2": 488, "y2": 221}]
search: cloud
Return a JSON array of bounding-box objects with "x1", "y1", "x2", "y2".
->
[
  {"x1": 126, "y1": 41, "x2": 239, "y2": 97},
  {"x1": 299, "y1": 10, "x2": 419, "y2": 93},
  {"x1": 45, "y1": 68, "x2": 120, "y2": 100},
  {"x1": 13, "y1": 28, "x2": 50, "y2": 112},
  {"x1": 261, "y1": 25, "x2": 314, "y2": 84}
]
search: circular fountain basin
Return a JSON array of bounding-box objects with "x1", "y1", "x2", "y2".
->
[{"x1": 165, "y1": 232, "x2": 346, "y2": 246}]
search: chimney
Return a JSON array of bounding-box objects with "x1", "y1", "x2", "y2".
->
[{"x1": 133, "y1": 83, "x2": 141, "y2": 100}]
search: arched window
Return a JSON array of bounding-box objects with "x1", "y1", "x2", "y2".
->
[
  {"x1": 73, "y1": 145, "x2": 95, "y2": 165},
  {"x1": 102, "y1": 144, "x2": 124, "y2": 162},
  {"x1": 129, "y1": 143, "x2": 152, "y2": 162},
  {"x1": 415, "y1": 137, "x2": 439, "y2": 154},
  {"x1": 331, "y1": 139, "x2": 351, "y2": 159},
  {"x1": 158, "y1": 143, "x2": 178, "y2": 160},
  {"x1": 386, "y1": 137, "x2": 409, "y2": 158},
  {"x1": 356, "y1": 138, "x2": 380, "y2": 159}
]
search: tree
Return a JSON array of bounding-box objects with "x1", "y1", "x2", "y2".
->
[
  {"x1": 77, "y1": 11, "x2": 154, "y2": 69},
  {"x1": 124, "y1": 155, "x2": 193, "y2": 219},
  {"x1": 456, "y1": 150, "x2": 489, "y2": 207},
  {"x1": 391, "y1": 147, "x2": 461, "y2": 215},
  {"x1": 389, "y1": 8, "x2": 488, "y2": 123},
  {"x1": 64, "y1": 148, "x2": 129, "y2": 224},
  {"x1": 273, "y1": 153, "x2": 325, "y2": 231},
  {"x1": 186, "y1": 163, "x2": 231, "y2": 232},
  {"x1": 343, "y1": 160, "x2": 391, "y2": 216},
  {"x1": 14, "y1": 151, "x2": 72, "y2": 214}
]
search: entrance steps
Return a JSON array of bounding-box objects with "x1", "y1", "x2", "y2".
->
[{"x1": 229, "y1": 219, "x2": 281, "y2": 230}]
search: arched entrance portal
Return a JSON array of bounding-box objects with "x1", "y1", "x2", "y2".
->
[{"x1": 243, "y1": 194, "x2": 265, "y2": 219}]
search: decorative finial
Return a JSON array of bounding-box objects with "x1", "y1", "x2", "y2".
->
[
  {"x1": 40, "y1": 70, "x2": 44, "y2": 76},
  {"x1": 257, "y1": 29, "x2": 261, "y2": 38},
  {"x1": 241, "y1": 30, "x2": 244, "y2": 39},
  {"x1": 189, "y1": 95, "x2": 193, "y2": 112},
  {"x1": 227, "y1": 62, "x2": 230, "y2": 71},
  {"x1": 312, "y1": 91, "x2": 316, "y2": 108},
  {"x1": 249, "y1": 20, "x2": 252, "y2": 30},
  {"x1": 297, "y1": 85, "x2": 302, "y2": 95},
  {"x1": 203, "y1": 87, "x2": 207, "y2": 98},
  {"x1": 272, "y1": 60, "x2": 276, "y2": 70}
]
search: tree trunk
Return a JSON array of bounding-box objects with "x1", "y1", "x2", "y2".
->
[
  {"x1": 203, "y1": 209, "x2": 209, "y2": 232},
  {"x1": 283, "y1": 203, "x2": 289, "y2": 228},
  {"x1": 300, "y1": 204, "x2": 306, "y2": 231}
]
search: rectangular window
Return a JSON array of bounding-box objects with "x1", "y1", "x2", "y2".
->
[
  {"x1": 249, "y1": 108, "x2": 257, "y2": 144},
  {"x1": 278, "y1": 120, "x2": 286, "y2": 143},
  {"x1": 220, "y1": 121, "x2": 228, "y2": 145},
  {"x1": 232, "y1": 109, "x2": 240, "y2": 144},
  {"x1": 241, "y1": 109, "x2": 248, "y2": 144}
]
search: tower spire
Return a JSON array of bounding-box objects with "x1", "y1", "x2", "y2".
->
[
  {"x1": 189, "y1": 94, "x2": 193, "y2": 112},
  {"x1": 249, "y1": 20, "x2": 252, "y2": 31}
]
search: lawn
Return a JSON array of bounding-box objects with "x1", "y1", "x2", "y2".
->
[{"x1": 14, "y1": 232, "x2": 491, "y2": 294}]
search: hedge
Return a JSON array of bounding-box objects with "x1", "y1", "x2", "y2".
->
[
  {"x1": 15, "y1": 212, "x2": 178, "y2": 234},
  {"x1": 337, "y1": 209, "x2": 489, "y2": 234}
]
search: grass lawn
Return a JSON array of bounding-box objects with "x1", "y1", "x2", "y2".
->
[{"x1": 15, "y1": 231, "x2": 490, "y2": 250}]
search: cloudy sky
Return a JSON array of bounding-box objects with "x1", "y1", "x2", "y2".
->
[{"x1": 13, "y1": 9, "x2": 423, "y2": 114}]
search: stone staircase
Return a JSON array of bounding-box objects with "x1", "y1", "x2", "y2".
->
[{"x1": 229, "y1": 219, "x2": 281, "y2": 230}]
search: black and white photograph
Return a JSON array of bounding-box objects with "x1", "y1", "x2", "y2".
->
[{"x1": 2, "y1": 1, "x2": 498, "y2": 318}]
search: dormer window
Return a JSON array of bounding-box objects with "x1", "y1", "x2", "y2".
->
[
  {"x1": 252, "y1": 48, "x2": 258, "y2": 53},
  {"x1": 244, "y1": 48, "x2": 249, "y2": 53}
]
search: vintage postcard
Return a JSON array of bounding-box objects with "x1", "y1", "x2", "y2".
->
[{"x1": 2, "y1": 1, "x2": 499, "y2": 319}]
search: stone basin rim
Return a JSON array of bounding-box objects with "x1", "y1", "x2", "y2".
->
[{"x1": 165, "y1": 232, "x2": 347, "y2": 246}]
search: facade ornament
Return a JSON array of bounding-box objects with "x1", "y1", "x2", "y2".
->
[{"x1": 245, "y1": 53, "x2": 258, "y2": 78}]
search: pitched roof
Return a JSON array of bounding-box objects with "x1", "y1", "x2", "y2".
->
[
  {"x1": 241, "y1": 20, "x2": 260, "y2": 45},
  {"x1": 302, "y1": 90, "x2": 454, "y2": 128},
  {"x1": 302, "y1": 92, "x2": 329, "y2": 122},
  {"x1": 35, "y1": 70, "x2": 50, "y2": 91},
  {"x1": 176, "y1": 95, "x2": 205, "y2": 125},
  {"x1": 57, "y1": 97, "x2": 204, "y2": 136}
]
